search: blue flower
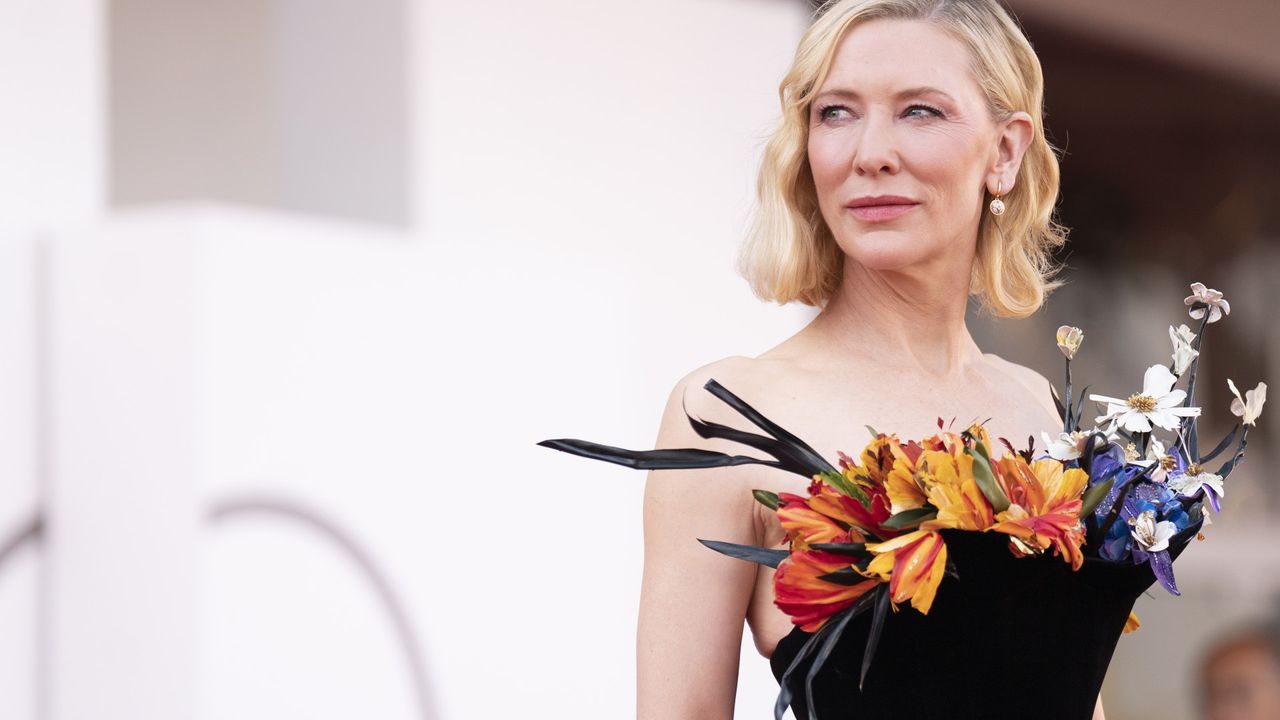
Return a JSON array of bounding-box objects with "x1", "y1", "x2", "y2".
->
[{"x1": 1100, "y1": 517, "x2": 1132, "y2": 562}]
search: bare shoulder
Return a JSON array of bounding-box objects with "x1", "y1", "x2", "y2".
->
[
  {"x1": 655, "y1": 354, "x2": 772, "y2": 447},
  {"x1": 647, "y1": 354, "x2": 778, "y2": 536},
  {"x1": 984, "y1": 351, "x2": 1052, "y2": 392},
  {"x1": 983, "y1": 351, "x2": 1059, "y2": 418}
]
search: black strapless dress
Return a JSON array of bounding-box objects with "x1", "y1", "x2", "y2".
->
[
  {"x1": 537, "y1": 377, "x2": 1207, "y2": 720},
  {"x1": 769, "y1": 528, "x2": 1196, "y2": 720}
]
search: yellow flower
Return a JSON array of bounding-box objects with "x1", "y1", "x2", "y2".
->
[
  {"x1": 863, "y1": 529, "x2": 948, "y2": 614},
  {"x1": 918, "y1": 450, "x2": 996, "y2": 532},
  {"x1": 884, "y1": 446, "x2": 928, "y2": 514}
]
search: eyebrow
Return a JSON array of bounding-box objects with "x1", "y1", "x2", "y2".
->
[{"x1": 812, "y1": 86, "x2": 957, "y2": 104}]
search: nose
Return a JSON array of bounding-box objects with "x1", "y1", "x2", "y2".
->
[{"x1": 851, "y1": 112, "x2": 899, "y2": 176}]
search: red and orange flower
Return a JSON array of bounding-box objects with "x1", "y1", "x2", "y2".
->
[
  {"x1": 774, "y1": 549, "x2": 879, "y2": 632},
  {"x1": 990, "y1": 457, "x2": 1089, "y2": 570}
]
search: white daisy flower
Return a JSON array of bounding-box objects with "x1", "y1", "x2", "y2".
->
[{"x1": 1090, "y1": 364, "x2": 1202, "y2": 433}]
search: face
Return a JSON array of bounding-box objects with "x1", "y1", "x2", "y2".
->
[
  {"x1": 807, "y1": 18, "x2": 1030, "y2": 277},
  {"x1": 1204, "y1": 643, "x2": 1280, "y2": 720}
]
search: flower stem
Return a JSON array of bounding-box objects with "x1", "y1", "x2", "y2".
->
[
  {"x1": 1220, "y1": 425, "x2": 1251, "y2": 479},
  {"x1": 1183, "y1": 310, "x2": 1211, "y2": 460},
  {"x1": 1064, "y1": 356, "x2": 1074, "y2": 433}
]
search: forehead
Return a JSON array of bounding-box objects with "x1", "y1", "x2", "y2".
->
[{"x1": 818, "y1": 18, "x2": 982, "y2": 100}]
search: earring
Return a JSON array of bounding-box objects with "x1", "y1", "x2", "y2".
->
[{"x1": 989, "y1": 180, "x2": 1006, "y2": 216}]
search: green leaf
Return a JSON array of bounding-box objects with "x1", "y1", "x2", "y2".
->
[
  {"x1": 1078, "y1": 478, "x2": 1114, "y2": 518},
  {"x1": 752, "y1": 489, "x2": 780, "y2": 511},
  {"x1": 819, "y1": 470, "x2": 870, "y2": 506},
  {"x1": 865, "y1": 425, "x2": 879, "y2": 438},
  {"x1": 967, "y1": 446, "x2": 1010, "y2": 513},
  {"x1": 881, "y1": 507, "x2": 937, "y2": 530}
]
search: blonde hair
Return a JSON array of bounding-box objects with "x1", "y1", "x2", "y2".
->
[{"x1": 737, "y1": 0, "x2": 1067, "y2": 317}]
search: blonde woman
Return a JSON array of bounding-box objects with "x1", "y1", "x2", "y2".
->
[{"x1": 640, "y1": 1, "x2": 1106, "y2": 718}]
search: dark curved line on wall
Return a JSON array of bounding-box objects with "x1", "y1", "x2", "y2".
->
[
  {"x1": 0, "y1": 514, "x2": 41, "y2": 576},
  {"x1": 207, "y1": 497, "x2": 438, "y2": 720}
]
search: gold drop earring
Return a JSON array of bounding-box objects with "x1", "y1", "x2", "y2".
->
[{"x1": 989, "y1": 180, "x2": 1006, "y2": 216}]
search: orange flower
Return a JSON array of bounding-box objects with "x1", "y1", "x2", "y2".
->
[
  {"x1": 1124, "y1": 611, "x2": 1141, "y2": 634},
  {"x1": 774, "y1": 549, "x2": 879, "y2": 632},
  {"x1": 863, "y1": 529, "x2": 948, "y2": 614},
  {"x1": 990, "y1": 457, "x2": 1088, "y2": 569},
  {"x1": 777, "y1": 491, "x2": 856, "y2": 547}
]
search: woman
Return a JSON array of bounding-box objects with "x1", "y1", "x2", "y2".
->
[{"x1": 638, "y1": 0, "x2": 1105, "y2": 717}]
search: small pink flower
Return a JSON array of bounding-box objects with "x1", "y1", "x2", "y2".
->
[{"x1": 1184, "y1": 282, "x2": 1230, "y2": 324}]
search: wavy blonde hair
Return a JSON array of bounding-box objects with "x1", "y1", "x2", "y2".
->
[{"x1": 737, "y1": 0, "x2": 1067, "y2": 317}]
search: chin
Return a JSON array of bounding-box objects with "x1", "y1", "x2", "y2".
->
[{"x1": 833, "y1": 228, "x2": 937, "y2": 272}]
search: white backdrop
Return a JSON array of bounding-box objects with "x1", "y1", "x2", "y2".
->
[{"x1": 0, "y1": 0, "x2": 813, "y2": 718}]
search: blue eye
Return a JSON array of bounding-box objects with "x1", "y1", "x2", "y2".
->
[
  {"x1": 904, "y1": 103, "x2": 944, "y2": 119},
  {"x1": 816, "y1": 104, "x2": 851, "y2": 122}
]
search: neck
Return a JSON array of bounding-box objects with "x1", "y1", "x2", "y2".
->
[{"x1": 808, "y1": 256, "x2": 984, "y2": 379}]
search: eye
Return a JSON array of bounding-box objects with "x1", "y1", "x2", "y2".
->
[
  {"x1": 816, "y1": 104, "x2": 852, "y2": 123},
  {"x1": 903, "y1": 103, "x2": 945, "y2": 119}
]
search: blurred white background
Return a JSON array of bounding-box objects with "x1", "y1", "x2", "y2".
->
[{"x1": 0, "y1": 1, "x2": 1276, "y2": 719}]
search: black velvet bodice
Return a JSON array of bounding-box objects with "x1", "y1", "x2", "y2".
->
[{"x1": 768, "y1": 528, "x2": 1195, "y2": 720}]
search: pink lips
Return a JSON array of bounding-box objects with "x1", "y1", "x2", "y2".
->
[{"x1": 845, "y1": 195, "x2": 919, "y2": 223}]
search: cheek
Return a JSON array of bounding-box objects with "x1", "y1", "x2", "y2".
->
[
  {"x1": 902, "y1": 132, "x2": 984, "y2": 197},
  {"x1": 807, "y1": 132, "x2": 847, "y2": 194}
]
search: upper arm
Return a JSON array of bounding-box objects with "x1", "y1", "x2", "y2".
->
[{"x1": 637, "y1": 359, "x2": 761, "y2": 720}]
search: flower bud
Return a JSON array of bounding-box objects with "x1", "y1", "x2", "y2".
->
[{"x1": 1056, "y1": 325, "x2": 1084, "y2": 360}]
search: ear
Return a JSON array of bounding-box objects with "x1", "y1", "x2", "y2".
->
[{"x1": 986, "y1": 111, "x2": 1034, "y2": 194}]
